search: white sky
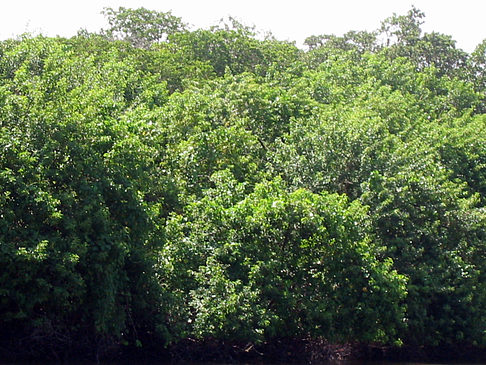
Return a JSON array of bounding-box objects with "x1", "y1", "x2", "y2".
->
[{"x1": 0, "y1": 0, "x2": 485, "y2": 52}]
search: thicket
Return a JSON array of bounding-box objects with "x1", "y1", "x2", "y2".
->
[{"x1": 1, "y1": 6, "x2": 486, "y2": 360}]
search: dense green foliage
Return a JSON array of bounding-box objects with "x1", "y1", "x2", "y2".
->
[{"x1": 1, "y1": 6, "x2": 486, "y2": 359}]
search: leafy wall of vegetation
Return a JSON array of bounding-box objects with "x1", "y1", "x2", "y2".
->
[{"x1": 1, "y1": 6, "x2": 486, "y2": 359}]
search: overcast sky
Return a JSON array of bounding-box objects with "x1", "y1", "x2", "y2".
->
[{"x1": 0, "y1": 0, "x2": 485, "y2": 52}]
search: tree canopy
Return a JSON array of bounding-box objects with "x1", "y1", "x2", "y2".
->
[{"x1": 1, "y1": 6, "x2": 486, "y2": 361}]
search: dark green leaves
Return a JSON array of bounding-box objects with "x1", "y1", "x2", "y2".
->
[
  {"x1": 161, "y1": 177, "x2": 406, "y2": 343},
  {"x1": 1, "y1": 6, "x2": 486, "y2": 359}
]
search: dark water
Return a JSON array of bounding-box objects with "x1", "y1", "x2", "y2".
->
[{"x1": 0, "y1": 360, "x2": 486, "y2": 365}]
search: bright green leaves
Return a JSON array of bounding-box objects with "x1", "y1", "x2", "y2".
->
[
  {"x1": 1, "y1": 7, "x2": 486, "y2": 358},
  {"x1": 161, "y1": 177, "x2": 407, "y2": 343},
  {"x1": 0, "y1": 35, "x2": 171, "y2": 351}
]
